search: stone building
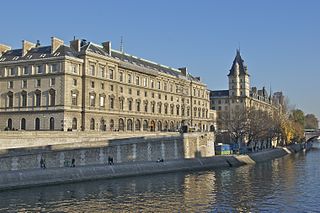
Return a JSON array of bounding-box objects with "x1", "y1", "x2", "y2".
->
[
  {"x1": 0, "y1": 37, "x2": 214, "y2": 132},
  {"x1": 210, "y1": 50, "x2": 283, "y2": 120}
]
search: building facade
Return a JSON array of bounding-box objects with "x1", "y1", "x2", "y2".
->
[
  {"x1": 210, "y1": 50, "x2": 283, "y2": 120},
  {"x1": 0, "y1": 37, "x2": 214, "y2": 132}
]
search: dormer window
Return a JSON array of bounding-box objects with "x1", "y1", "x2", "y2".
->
[
  {"x1": 36, "y1": 65, "x2": 42, "y2": 74},
  {"x1": 23, "y1": 66, "x2": 29, "y2": 75},
  {"x1": 9, "y1": 67, "x2": 16, "y2": 76},
  {"x1": 40, "y1": 54, "x2": 46, "y2": 58},
  {"x1": 90, "y1": 65, "x2": 95, "y2": 76},
  {"x1": 51, "y1": 64, "x2": 58, "y2": 72}
]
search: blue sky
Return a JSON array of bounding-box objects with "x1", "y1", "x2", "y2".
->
[{"x1": 2, "y1": 0, "x2": 320, "y2": 118}]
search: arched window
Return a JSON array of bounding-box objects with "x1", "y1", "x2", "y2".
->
[
  {"x1": 72, "y1": 118, "x2": 77, "y2": 130},
  {"x1": 100, "y1": 119, "x2": 106, "y2": 131},
  {"x1": 144, "y1": 101, "x2": 148, "y2": 112},
  {"x1": 128, "y1": 100, "x2": 132, "y2": 111},
  {"x1": 35, "y1": 90, "x2": 41, "y2": 107},
  {"x1": 127, "y1": 119, "x2": 133, "y2": 131},
  {"x1": 35, "y1": 118, "x2": 40, "y2": 130},
  {"x1": 143, "y1": 120, "x2": 148, "y2": 131},
  {"x1": 136, "y1": 101, "x2": 141, "y2": 112},
  {"x1": 7, "y1": 118, "x2": 12, "y2": 130},
  {"x1": 21, "y1": 91, "x2": 27, "y2": 107},
  {"x1": 110, "y1": 119, "x2": 114, "y2": 131},
  {"x1": 50, "y1": 117, "x2": 54, "y2": 130},
  {"x1": 90, "y1": 118, "x2": 95, "y2": 130},
  {"x1": 119, "y1": 118, "x2": 124, "y2": 131},
  {"x1": 7, "y1": 91, "x2": 13, "y2": 108},
  {"x1": 158, "y1": 103, "x2": 162, "y2": 114},
  {"x1": 150, "y1": 120, "x2": 155, "y2": 132},
  {"x1": 164, "y1": 121, "x2": 168, "y2": 131},
  {"x1": 157, "y1": 121, "x2": 162, "y2": 131},
  {"x1": 21, "y1": 118, "x2": 26, "y2": 130},
  {"x1": 135, "y1": 120, "x2": 141, "y2": 131},
  {"x1": 164, "y1": 104, "x2": 168, "y2": 114},
  {"x1": 176, "y1": 105, "x2": 180, "y2": 115},
  {"x1": 49, "y1": 89, "x2": 56, "y2": 106},
  {"x1": 170, "y1": 121, "x2": 174, "y2": 131}
]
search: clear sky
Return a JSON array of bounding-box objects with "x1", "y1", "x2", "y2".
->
[{"x1": 1, "y1": 0, "x2": 320, "y2": 118}]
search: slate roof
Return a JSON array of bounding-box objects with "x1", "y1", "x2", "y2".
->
[
  {"x1": 228, "y1": 49, "x2": 248, "y2": 76},
  {"x1": 0, "y1": 45, "x2": 78, "y2": 62},
  {"x1": 0, "y1": 40, "x2": 201, "y2": 82},
  {"x1": 81, "y1": 42, "x2": 201, "y2": 82},
  {"x1": 210, "y1": 90, "x2": 229, "y2": 97}
]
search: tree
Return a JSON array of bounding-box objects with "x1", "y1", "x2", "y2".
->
[
  {"x1": 290, "y1": 109, "x2": 305, "y2": 127},
  {"x1": 305, "y1": 114, "x2": 319, "y2": 129},
  {"x1": 217, "y1": 108, "x2": 248, "y2": 145},
  {"x1": 288, "y1": 109, "x2": 305, "y2": 143}
]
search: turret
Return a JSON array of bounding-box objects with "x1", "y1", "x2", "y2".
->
[{"x1": 228, "y1": 49, "x2": 250, "y2": 97}]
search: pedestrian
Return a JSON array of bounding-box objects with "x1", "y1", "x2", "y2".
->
[
  {"x1": 40, "y1": 157, "x2": 44, "y2": 169},
  {"x1": 108, "y1": 156, "x2": 111, "y2": 165},
  {"x1": 110, "y1": 157, "x2": 114, "y2": 165},
  {"x1": 43, "y1": 158, "x2": 46, "y2": 169},
  {"x1": 71, "y1": 158, "x2": 75, "y2": 167}
]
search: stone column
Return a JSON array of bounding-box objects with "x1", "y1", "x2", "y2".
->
[
  {"x1": 161, "y1": 141, "x2": 165, "y2": 160},
  {"x1": 59, "y1": 152, "x2": 65, "y2": 167},
  {"x1": 174, "y1": 140, "x2": 178, "y2": 159},
  {"x1": 99, "y1": 148, "x2": 105, "y2": 164},
  {"x1": 116, "y1": 145, "x2": 122, "y2": 163},
  {"x1": 147, "y1": 142, "x2": 151, "y2": 161},
  {"x1": 132, "y1": 144, "x2": 137, "y2": 161}
]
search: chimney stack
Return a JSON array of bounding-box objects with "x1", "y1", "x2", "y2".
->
[
  {"x1": 178, "y1": 67, "x2": 188, "y2": 76},
  {"x1": 22, "y1": 40, "x2": 35, "y2": 57},
  {"x1": 102, "y1": 41, "x2": 112, "y2": 56},
  {"x1": 70, "y1": 39, "x2": 81, "y2": 52},
  {"x1": 51, "y1": 37, "x2": 64, "y2": 54},
  {"x1": 0, "y1": 44, "x2": 11, "y2": 57}
]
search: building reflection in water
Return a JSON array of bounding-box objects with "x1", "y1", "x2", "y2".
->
[{"x1": 1, "y1": 149, "x2": 320, "y2": 212}]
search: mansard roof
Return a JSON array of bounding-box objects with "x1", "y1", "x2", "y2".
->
[
  {"x1": 0, "y1": 38, "x2": 202, "y2": 83},
  {"x1": 82, "y1": 42, "x2": 201, "y2": 82},
  {"x1": 210, "y1": 90, "x2": 229, "y2": 97},
  {"x1": 0, "y1": 45, "x2": 78, "y2": 62},
  {"x1": 228, "y1": 49, "x2": 248, "y2": 76}
]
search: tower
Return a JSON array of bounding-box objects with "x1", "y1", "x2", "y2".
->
[{"x1": 228, "y1": 49, "x2": 250, "y2": 97}]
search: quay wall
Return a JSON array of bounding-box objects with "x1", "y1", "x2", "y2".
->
[
  {"x1": 0, "y1": 132, "x2": 215, "y2": 172},
  {"x1": 0, "y1": 144, "x2": 304, "y2": 191}
]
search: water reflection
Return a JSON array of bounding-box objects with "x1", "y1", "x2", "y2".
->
[{"x1": 1, "y1": 148, "x2": 320, "y2": 212}]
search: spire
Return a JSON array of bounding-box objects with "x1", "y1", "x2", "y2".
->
[{"x1": 228, "y1": 49, "x2": 248, "y2": 76}]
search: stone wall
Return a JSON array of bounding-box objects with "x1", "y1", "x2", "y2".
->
[{"x1": 0, "y1": 132, "x2": 215, "y2": 172}]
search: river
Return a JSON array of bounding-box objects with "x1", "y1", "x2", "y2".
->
[{"x1": 1, "y1": 145, "x2": 320, "y2": 212}]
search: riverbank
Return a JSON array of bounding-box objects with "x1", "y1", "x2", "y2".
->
[{"x1": 0, "y1": 144, "x2": 303, "y2": 191}]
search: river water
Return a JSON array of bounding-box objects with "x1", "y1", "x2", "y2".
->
[{"x1": 1, "y1": 145, "x2": 320, "y2": 212}]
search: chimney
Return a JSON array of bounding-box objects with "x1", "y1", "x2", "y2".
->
[
  {"x1": 51, "y1": 37, "x2": 64, "y2": 54},
  {"x1": 70, "y1": 39, "x2": 81, "y2": 52},
  {"x1": 22, "y1": 40, "x2": 35, "y2": 57},
  {"x1": 102, "y1": 41, "x2": 112, "y2": 56},
  {"x1": 0, "y1": 44, "x2": 11, "y2": 57},
  {"x1": 178, "y1": 67, "x2": 187, "y2": 76}
]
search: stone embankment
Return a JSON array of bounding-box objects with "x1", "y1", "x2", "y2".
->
[{"x1": 0, "y1": 143, "x2": 303, "y2": 191}]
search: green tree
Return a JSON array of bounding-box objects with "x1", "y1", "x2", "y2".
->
[
  {"x1": 305, "y1": 114, "x2": 319, "y2": 129},
  {"x1": 290, "y1": 109, "x2": 305, "y2": 127}
]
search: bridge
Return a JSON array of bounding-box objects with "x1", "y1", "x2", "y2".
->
[{"x1": 305, "y1": 129, "x2": 320, "y2": 141}]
